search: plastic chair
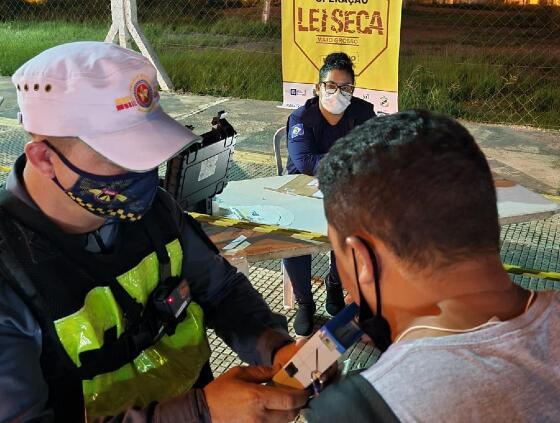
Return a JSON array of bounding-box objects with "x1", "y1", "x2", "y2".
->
[
  {"x1": 272, "y1": 126, "x2": 286, "y2": 176},
  {"x1": 272, "y1": 125, "x2": 296, "y2": 308}
]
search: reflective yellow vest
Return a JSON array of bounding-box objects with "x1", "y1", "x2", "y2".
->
[
  {"x1": 52, "y1": 238, "x2": 211, "y2": 419},
  {"x1": 0, "y1": 187, "x2": 212, "y2": 420}
]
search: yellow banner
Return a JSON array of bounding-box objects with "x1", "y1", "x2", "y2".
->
[{"x1": 281, "y1": 0, "x2": 402, "y2": 113}]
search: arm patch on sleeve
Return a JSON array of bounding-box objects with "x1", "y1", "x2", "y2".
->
[{"x1": 290, "y1": 123, "x2": 305, "y2": 139}]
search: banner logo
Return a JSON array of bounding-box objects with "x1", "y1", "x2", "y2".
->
[{"x1": 293, "y1": 0, "x2": 390, "y2": 76}]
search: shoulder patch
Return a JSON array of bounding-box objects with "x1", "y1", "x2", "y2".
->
[{"x1": 290, "y1": 123, "x2": 304, "y2": 139}]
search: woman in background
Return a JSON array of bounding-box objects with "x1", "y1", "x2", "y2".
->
[{"x1": 285, "y1": 52, "x2": 376, "y2": 336}]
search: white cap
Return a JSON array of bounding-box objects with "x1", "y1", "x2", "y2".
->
[{"x1": 12, "y1": 41, "x2": 199, "y2": 171}]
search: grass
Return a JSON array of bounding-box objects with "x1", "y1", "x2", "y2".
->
[
  {"x1": 1, "y1": 3, "x2": 559, "y2": 128},
  {"x1": 160, "y1": 48, "x2": 282, "y2": 100},
  {"x1": 398, "y1": 58, "x2": 560, "y2": 128},
  {"x1": 0, "y1": 21, "x2": 107, "y2": 75},
  {"x1": 396, "y1": 4, "x2": 560, "y2": 128},
  {"x1": 0, "y1": 12, "x2": 283, "y2": 100}
]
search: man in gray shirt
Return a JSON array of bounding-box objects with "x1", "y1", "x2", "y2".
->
[{"x1": 303, "y1": 110, "x2": 559, "y2": 421}]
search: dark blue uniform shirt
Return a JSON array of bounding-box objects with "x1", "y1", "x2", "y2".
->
[
  {"x1": 286, "y1": 96, "x2": 376, "y2": 176},
  {"x1": 0, "y1": 156, "x2": 293, "y2": 422}
]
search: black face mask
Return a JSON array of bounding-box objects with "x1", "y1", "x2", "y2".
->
[{"x1": 352, "y1": 238, "x2": 392, "y2": 352}]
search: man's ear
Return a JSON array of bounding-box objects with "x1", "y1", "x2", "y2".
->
[
  {"x1": 24, "y1": 140, "x2": 57, "y2": 179},
  {"x1": 345, "y1": 236, "x2": 375, "y2": 293}
]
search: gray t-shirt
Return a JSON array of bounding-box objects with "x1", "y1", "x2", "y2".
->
[{"x1": 361, "y1": 290, "x2": 560, "y2": 422}]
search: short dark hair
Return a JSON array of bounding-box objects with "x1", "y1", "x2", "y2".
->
[
  {"x1": 317, "y1": 110, "x2": 500, "y2": 268},
  {"x1": 319, "y1": 52, "x2": 355, "y2": 84}
]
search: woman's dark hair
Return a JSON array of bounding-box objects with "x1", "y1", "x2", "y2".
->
[{"x1": 319, "y1": 52, "x2": 355, "y2": 84}]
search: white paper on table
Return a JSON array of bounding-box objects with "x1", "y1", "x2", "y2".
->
[
  {"x1": 223, "y1": 241, "x2": 252, "y2": 255},
  {"x1": 312, "y1": 190, "x2": 324, "y2": 199},
  {"x1": 224, "y1": 205, "x2": 295, "y2": 227},
  {"x1": 496, "y1": 185, "x2": 560, "y2": 218},
  {"x1": 223, "y1": 235, "x2": 248, "y2": 251}
]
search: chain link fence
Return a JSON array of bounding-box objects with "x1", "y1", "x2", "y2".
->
[
  {"x1": 1, "y1": 0, "x2": 559, "y2": 128},
  {"x1": 400, "y1": 2, "x2": 560, "y2": 129}
]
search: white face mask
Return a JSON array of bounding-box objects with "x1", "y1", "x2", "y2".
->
[{"x1": 320, "y1": 88, "x2": 352, "y2": 115}]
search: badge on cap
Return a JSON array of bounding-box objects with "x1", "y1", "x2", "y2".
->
[
  {"x1": 130, "y1": 75, "x2": 156, "y2": 113},
  {"x1": 115, "y1": 75, "x2": 157, "y2": 112}
]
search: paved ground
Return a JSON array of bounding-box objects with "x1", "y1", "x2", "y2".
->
[
  {"x1": 1, "y1": 78, "x2": 559, "y2": 376},
  {"x1": 2, "y1": 77, "x2": 558, "y2": 194}
]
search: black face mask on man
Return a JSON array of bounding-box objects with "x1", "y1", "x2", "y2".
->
[
  {"x1": 352, "y1": 238, "x2": 393, "y2": 352},
  {"x1": 44, "y1": 140, "x2": 159, "y2": 222}
]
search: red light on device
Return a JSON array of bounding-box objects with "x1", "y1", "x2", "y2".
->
[{"x1": 166, "y1": 296, "x2": 174, "y2": 304}]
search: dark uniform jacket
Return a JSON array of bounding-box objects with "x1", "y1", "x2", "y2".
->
[
  {"x1": 0, "y1": 155, "x2": 292, "y2": 422},
  {"x1": 286, "y1": 96, "x2": 375, "y2": 176}
]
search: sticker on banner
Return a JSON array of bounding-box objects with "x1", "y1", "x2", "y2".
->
[
  {"x1": 380, "y1": 96, "x2": 389, "y2": 108},
  {"x1": 290, "y1": 89, "x2": 307, "y2": 96}
]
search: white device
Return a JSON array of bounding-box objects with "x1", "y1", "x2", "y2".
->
[{"x1": 273, "y1": 303, "x2": 362, "y2": 390}]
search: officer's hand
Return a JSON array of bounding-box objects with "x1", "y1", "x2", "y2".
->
[
  {"x1": 203, "y1": 364, "x2": 308, "y2": 423},
  {"x1": 273, "y1": 338, "x2": 306, "y2": 368}
]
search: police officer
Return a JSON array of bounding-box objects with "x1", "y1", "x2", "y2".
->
[
  {"x1": 284, "y1": 52, "x2": 376, "y2": 336},
  {"x1": 0, "y1": 42, "x2": 306, "y2": 422}
]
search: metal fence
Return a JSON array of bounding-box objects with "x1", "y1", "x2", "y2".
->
[
  {"x1": 1, "y1": 0, "x2": 559, "y2": 128},
  {"x1": 400, "y1": 2, "x2": 560, "y2": 129}
]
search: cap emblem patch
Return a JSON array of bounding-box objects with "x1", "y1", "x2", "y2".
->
[{"x1": 132, "y1": 78, "x2": 154, "y2": 111}]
